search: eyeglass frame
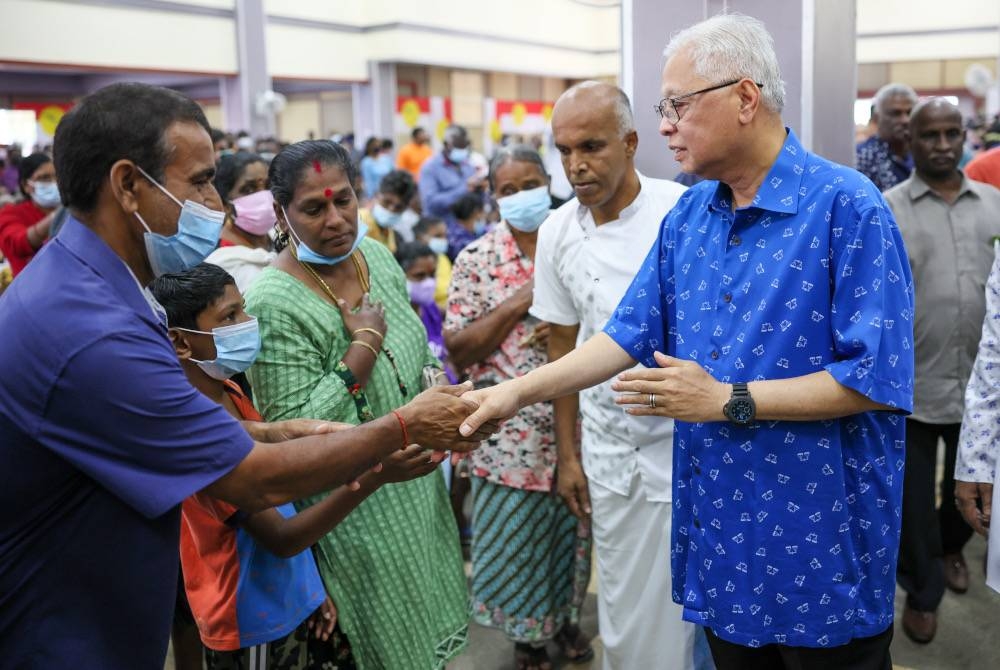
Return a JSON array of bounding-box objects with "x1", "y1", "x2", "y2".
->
[{"x1": 653, "y1": 79, "x2": 764, "y2": 124}]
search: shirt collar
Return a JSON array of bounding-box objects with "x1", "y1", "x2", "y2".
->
[
  {"x1": 573, "y1": 170, "x2": 649, "y2": 228},
  {"x1": 906, "y1": 171, "x2": 979, "y2": 202},
  {"x1": 709, "y1": 128, "x2": 806, "y2": 215},
  {"x1": 492, "y1": 221, "x2": 529, "y2": 267},
  {"x1": 57, "y1": 215, "x2": 167, "y2": 326}
]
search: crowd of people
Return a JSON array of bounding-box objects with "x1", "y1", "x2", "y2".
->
[{"x1": 5, "y1": 10, "x2": 1000, "y2": 670}]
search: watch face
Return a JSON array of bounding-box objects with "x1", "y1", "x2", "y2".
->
[{"x1": 729, "y1": 398, "x2": 754, "y2": 423}]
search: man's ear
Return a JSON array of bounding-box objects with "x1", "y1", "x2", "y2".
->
[
  {"x1": 736, "y1": 80, "x2": 762, "y2": 125},
  {"x1": 168, "y1": 328, "x2": 193, "y2": 360},
  {"x1": 108, "y1": 159, "x2": 143, "y2": 215},
  {"x1": 623, "y1": 129, "x2": 639, "y2": 157}
]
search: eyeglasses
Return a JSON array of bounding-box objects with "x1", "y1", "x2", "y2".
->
[{"x1": 653, "y1": 79, "x2": 763, "y2": 124}]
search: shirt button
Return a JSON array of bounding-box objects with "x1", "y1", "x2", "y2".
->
[
  {"x1": 693, "y1": 519, "x2": 702, "y2": 529},
  {"x1": 594, "y1": 277, "x2": 600, "y2": 283},
  {"x1": 634, "y1": 446, "x2": 640, "y2": 452},
  {"x1": 723, "y1": 293, "x2": 732, "y2": 303},
  {"x1": 694, "y1": 466, "x2": 702, "y2": 475},
  {"x1": 731, "y1": 235, "x2": 741, "y2": 246},
  {"x1": 710, "y1": 351, "x2": 719, "y2": 360}
]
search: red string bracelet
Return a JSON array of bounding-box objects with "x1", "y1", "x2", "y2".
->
[{"x1": 390, "y1": 410, "x2": 409, "y2": 450}]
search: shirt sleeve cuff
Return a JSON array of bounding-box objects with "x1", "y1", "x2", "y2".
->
[
  {"x1": 528, "y1": 304, "x2": 579, "y2": 326},
  {"x1": 824, "y1": 359, "x2": 913, "y2": 413}
]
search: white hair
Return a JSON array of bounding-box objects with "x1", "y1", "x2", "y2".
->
[
  {"x1": 559, "y1": 81, "x2": 635, "y2": 136},
  {"x1": 873, "y1": 83, "x2": 917, "y2": 113},
  {"x1": 662, "y1": 13, "x2": 785, "y2": 114}
]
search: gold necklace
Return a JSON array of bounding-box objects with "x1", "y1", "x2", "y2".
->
[{"x1": 292, "y1": 246, "x2": 370, "y2": 304}]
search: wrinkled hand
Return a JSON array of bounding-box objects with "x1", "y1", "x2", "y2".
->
[
  {"x1": 557, "y1": 456, "x2": 591, "y2": 518},
  {"x1": 339, "y1": 293, "x2": 388, "y2": 343},
  {"x1": 955, "y1": 480, "x2": 992, "y2": 536},
  {"x1": 511, "y1": 281, "x2": 534, "y2": 316},
  {"x1": 398, "y1": 382, "x2": 500, "y2": 452},
  {"x1": 611, "y1": 351, "x2": 728, "y2": 423},
  {"x1": 307, "y1": 596, "x2": 337, "y2": 641},
  {"x1": 458, "y1": 380, "x2": 521, "y2": 437},
  {"x1": 377, "y1": 444, "x2": 446, "y2": 483}
]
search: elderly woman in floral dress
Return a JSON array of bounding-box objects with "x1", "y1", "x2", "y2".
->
[{"x1": 444, "y1": 145, "x2": 592, "y2": 670}]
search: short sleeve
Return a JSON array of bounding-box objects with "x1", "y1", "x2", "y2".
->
[
  {"x1": 602, "y1": 214, "x2": 670, "y2": 369},
  {"x1": 36, "y1": 331, "x2": 254, "y2": 519},
  {"x1": 823, "y1": 200, "x2": 914, "y2": 411},
  {"x1": 444, "y1": 246, "x2": 489, "y2": 333},
  {"x1": 529, "y1": 217, "x2": 580, "y2": 326},
  {"x1": 957, "y1": 243, "x2": 1000, "y2": 484}
]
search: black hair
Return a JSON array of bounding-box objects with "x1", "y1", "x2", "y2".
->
[
  {"x1": 363, "y1": 136, "x2": 380, "y2": 157},
  {"x1": 149, "y1": 262, "x2": 236, "y2": 331},
  {"x1": 18, "y1": 153, "x2": 53, "y2": 197},
  {"x1": 53, "y1": 82, "x2": 210, "y2": 213},
  {"x1": 379, "y1": 169, "x2": 417, "y2": 202},
  {"x1": 380, "y1": 138, "x2": 394, "y2": 151},
  {"x1": 413, "y1": 216, "x2": 445, "y2": 239},
  {"x1": 210, "y1": 127, "x2": 226, "y2": 144},
  {"x1": 268, "y1": 140, "x2": 357, "y2": 208},
  {"x1": 395, "y1": 241, "x2": 436, "y2": 272},
  {"x1": 451, "y1": 192, "x2": 483, "y2": 221},
  {"x1": 488, "y1": 144, "x2": 547, "y2": 191},
  {"x1": 411, "y1": 126, "x2": 425, "y2": 140},
  {"x1": 214, "y1": 152, "x2": 266, "y2": 204}
]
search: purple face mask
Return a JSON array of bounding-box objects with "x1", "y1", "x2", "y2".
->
[{"x1": 407, "y1": 277, "x2": 437, "y2": 305}]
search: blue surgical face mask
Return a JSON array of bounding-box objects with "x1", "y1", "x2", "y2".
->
[
  {"x1": 473, "y1": 219, "x2": 487, "y2": 235},
  {"x1": 372, "y1": 203, "x2": 402, "y2": 229},
  {"x1": 30, "y1": 180, "x2": 61, "y2": 209},
  {"x1": 448, "y1": 147, "x2": 470, "y2": 163},
  {"x1": 282, "y1": 206, "x2": 368, "y2": 266},
  {"x1": 176, "y1": 317, "x2": 261, "y2": 381},
  {"x1": 497, "y1": 186, "x2": 552, "y2": 233},
  {"x1": 427, "y1": 237, "x2": 449, "y2": 255},
  {"x1": 135, "y1": 166, "x2": 225, "y2": 277}
]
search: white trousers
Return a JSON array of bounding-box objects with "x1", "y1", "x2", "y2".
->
[{"x1": 590, "y1": 474, "x2": 694, "y2": 670}]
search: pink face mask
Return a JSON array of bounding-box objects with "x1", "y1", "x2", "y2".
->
[{"x1": 231, "y1": 190, "x2": 277, "y2": 236}]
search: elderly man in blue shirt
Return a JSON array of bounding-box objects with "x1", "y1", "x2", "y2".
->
[
  {"x1": 459, "y1": 13, "x2": 914, "y2": 670},
  {"x1": 0, "y1": 82, "x2": 493, "y2": 670},
  {"x1": 420, "y1": 124, "x2": 487, "y2": 229}
]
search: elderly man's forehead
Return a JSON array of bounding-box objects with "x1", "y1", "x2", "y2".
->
[{"x1": 660, "y1": 51, "x2": 703, "y2": 96}]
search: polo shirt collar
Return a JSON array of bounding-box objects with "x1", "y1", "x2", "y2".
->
[
  {"x1": 709, "y1": 128, "x2": 807, "y2": 215},
  {"x1": 906, "y1": 171, "x2": 979, "y2": 202},
  {"x1": 57, "y1": 216, "x2": 166, "y2": 326}
]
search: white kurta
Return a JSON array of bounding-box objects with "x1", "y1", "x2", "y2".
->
[{"x1": 531, "y1": 173, "x2": 693, "y2": 670}]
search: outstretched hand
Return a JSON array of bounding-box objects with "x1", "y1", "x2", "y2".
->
[
  {"x1": 399, "y1": 382, "x2": 501, "y2": 452},
  {"x1": 458, "y1": 381, "x2": 521, "y2": 437},
  {"x1": 611, "y1": 351, "x2": 728, "y2": 423}
]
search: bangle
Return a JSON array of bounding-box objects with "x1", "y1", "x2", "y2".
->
[
  {"x1": 350, "y1": 339, "x2": 379, "y2": 358},
  {"x1": 391, "y1": 410, "x2": 410, "y2": 449},
  {"x1": 353, "y1": 327, "x2": 384, "y2": 342}
]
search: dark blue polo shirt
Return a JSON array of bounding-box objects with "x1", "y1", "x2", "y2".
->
[{"x1": 0, "y1": 217, "x2": 254, "y2": 668}]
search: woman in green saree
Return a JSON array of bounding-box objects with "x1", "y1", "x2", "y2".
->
[{"x1": 245, "y1": 140, "x2": 468, "y2": 670}]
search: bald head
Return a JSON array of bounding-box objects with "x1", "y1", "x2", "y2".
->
[
  {"x1": 908, "y1": 97, "x2": 965, "y2": 180},
  {"x1": 553, "y1": 81, "x2": 634, "y2": 137},
  {"x1": 910, "y1": 98, "x2": 962, "y2": 134}
]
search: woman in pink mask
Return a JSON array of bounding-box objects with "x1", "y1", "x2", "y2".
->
[{"x1": 205, "y1": 153, "x2": 278, "y2": 292}]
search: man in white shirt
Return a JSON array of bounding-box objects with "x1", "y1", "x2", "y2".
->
[{"x1": 531, "y1": 81, "x2": 695, "y2": 670}]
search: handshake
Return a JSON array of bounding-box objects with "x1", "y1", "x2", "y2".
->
[{"x1": 390, "y1": 381, "x2": 518, "y2": 453}]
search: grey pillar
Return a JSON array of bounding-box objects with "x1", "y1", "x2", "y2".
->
[
  {"x1": 622, "y1": 0, "x2": 857, "y2": 179},
  {"x1": 351, "y1": 62, "x2": 397, "y2": 143},
  {"x1": 222, "y1": 0, "x2": 272, "y2": 136}
]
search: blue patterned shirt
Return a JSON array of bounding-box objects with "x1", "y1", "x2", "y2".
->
[
  {"x1": 604, "y1": 130, "x2": 914, "y2": 648},
  {"x1": 856, "y1": 135, "x2": 913, "y2": 192}
]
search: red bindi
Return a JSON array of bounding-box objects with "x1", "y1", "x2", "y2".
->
[
  {"x1": 312, "y1": 160, "x2": 322, "y2": 174},
  {"x1": 324, "y1": 188, "x2": 333, "y2": 198}
]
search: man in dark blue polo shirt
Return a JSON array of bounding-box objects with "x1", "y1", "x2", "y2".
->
[
  {"x1": 0, "y1": 83, "x2": 490, "y2": 669},
  {"x1": 458, "y1": 14, "x2": 914, "y2": 670}
]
